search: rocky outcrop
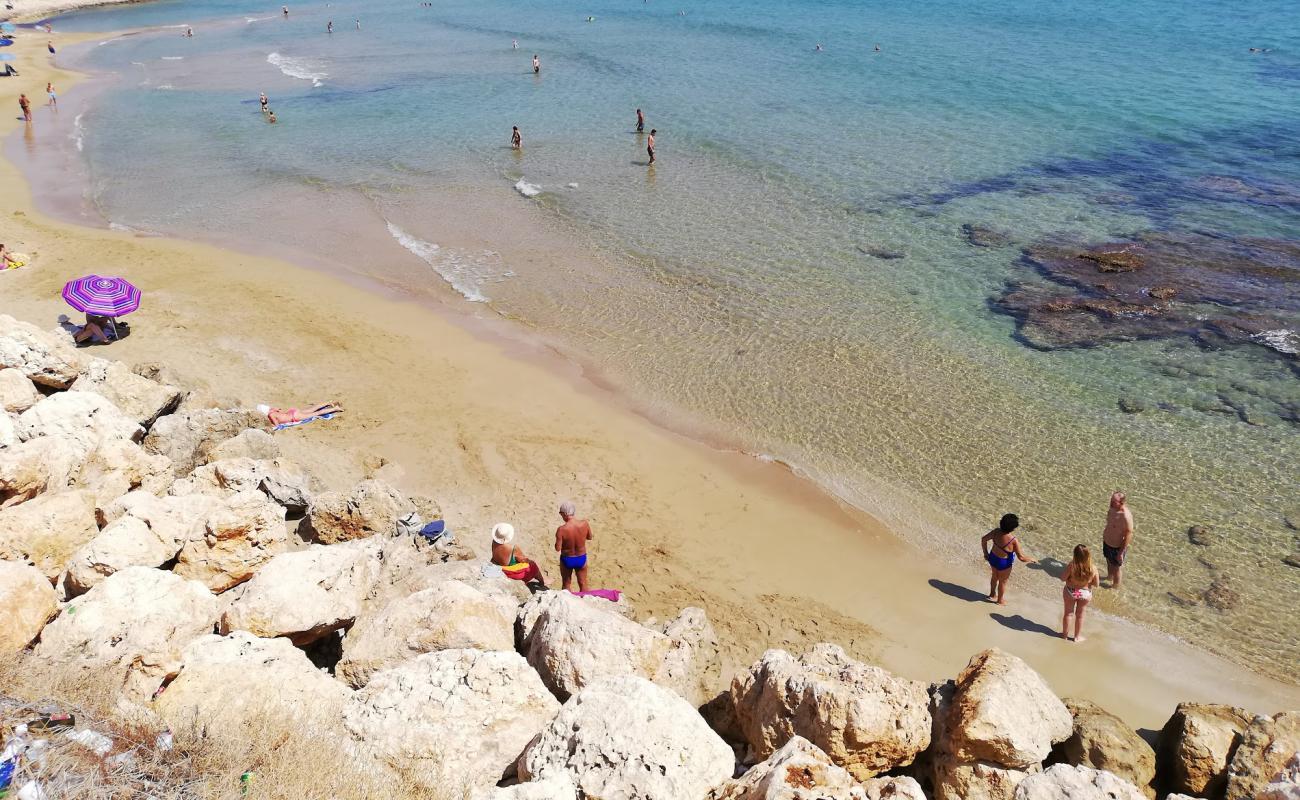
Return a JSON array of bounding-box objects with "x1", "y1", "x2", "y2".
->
[
  {"x1": 1256, "y1": 753, "x2": 1300, "y2": 800},
  {"x1": 518, "y1": 675, "x2": 734, "y2": 800},
  {"x1": 17, "y1": 390, "x2": 143, "y2": 449},
  {"x1": 1225, "y1": 712, "x2": 1300, "y2": 800},
  {"x1": 306, "y1": 479, "x2": 414, "y2": 544},
  {"x1": 0, "y1": 436, "x2": 85, "y2": 507},
  {"x1": 344, "y1": 649, "x2": 559, "y2": 792},
  {"x1": 155, "y1": 631, "x2": 351, "y2": 735},
  {"x1": 0, "y1": 411, "x2": 13, "y2": 449},
  {"x1": 0, "y1": 559, "x2": 58, "y2": 652},
  {"x1": 220, "y1": 544, "x2": 377, "y2": 644},
  {"x1": 35, "y1": 566, "x2": 220, "y2": 671},
  {"x1": 1056, "y1": 698, "x2": 1156, "y2": 797},
  {"x1": 0, "y1": 314, "x2": 83, "y2": 388},
  {"x1": 258, "y1": 458, "x2": 317, "y2": 514},
  {"x1": 337, "y1": 580, "x2": 516, "y2": 689},
  {"x1": 1158, "y1": 703, "x2": 1251, "y2": 798},
  {"x1": 173, "y1": 490, "x2": 290, "y2": 592},
  {"x1": 65, "y1": 513, "x2": 181, "y2": 595},
  {"x1": 72, "y1": 358, "x2": 180, "y2": 429},
  {"x1": 0, "y1": 489, "x2": 99, "y2": 579},
  {"x1": 940, "y1": 649, "x2": 1071, "y2": 769},
  {"x1": 1014, "y1": 764, "x2": 1145, "y2": 800},
  {"x1": 471, "y1": 775, "x2": 580, "y2": 800},
  {"x1": 709, "y1": 736, "x2": 867, "y2": 799},
  {"x1": 861, "y1": 776, "x2": 927, "y2": 800},
  {"x1": 209, "y1": 428, "x2": 279, "y2": 462},
  {"x1": 518, "y1": 591, "x2": 720, "y2": 705},
  {"x1": 76, "y1": 438, "x2": 173, "y2": 507},
  {"x1": 143, "y1": 408, "x2": 265, "y2": 476},
  {"x1": 729, "y1": 644, "x2": 931, "y2": 780},
  {"x1": 0, "y1": 369, "x2": 41, "y2": 413},
  {"x1": 932, "y1": 758, "x2": 1033, "y2": 800}
]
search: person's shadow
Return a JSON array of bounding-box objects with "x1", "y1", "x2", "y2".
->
[
  {"x1": 990, "y1": 612, "x2": 1059, "y2": 639},
  {"x1": 1028, "y1": 556, "x2": 1067, "y2": 579},
  {"x1": 928, "y1": 578, "x2": 988, "y2": 603},
  {"x1": 56, "y1": 314, "x2": 78, "y2": 334}
]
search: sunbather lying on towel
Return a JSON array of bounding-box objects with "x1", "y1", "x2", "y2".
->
[
  {"x1": 256, "y1": 402, "x2": 343, "y2": 426},
  {"x1": 490, "y1": 523, "x2": 547, "y2": 587}
]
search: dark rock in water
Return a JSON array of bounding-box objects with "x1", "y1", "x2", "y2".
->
[
  {"x1": 1201, "y1": 579, "x2": 1240, "y2": 612},
  {"x1": 961, "y1": 224, "x2": 1012, "y2": 248},
  {"x1": 1283, "y1": 553, "x2": 1300, "y2": 569},
  {"x1": 856, "y1": 245, "x2": 905, "y2": 260},
  {"x1": 1284, "y1": 510, "x2": 1300, "y2": 531},
  {"x1": 993, "y1": 231, "x2": 1300, "y2": 356},
  {"x1": 1187, "y1": 525, "x2": 1215, "y2": 547},
  {"x1": 1117, "y1": 396, "x2": 1148, "y2": 414},
  {"x1": 1166, "y1": 590, "x2": 1201, "y2": 608}
]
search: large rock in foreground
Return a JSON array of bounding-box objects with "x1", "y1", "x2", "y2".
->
[
  {"x1": 35, "y1": 567, "x2": 219, "y2": 671},
  {"x1": 0, "y1": 489, "x2": 99, "y2": 579},
  {"x1": 1256, "y1": 753, "x2": 1300, "y2": 800},
  {"x1": 306, "y1": 479, "x2": 413, "y2": 543},
  {"x1": 337, "y1": 579, "x2": 516, "y2": 689},
  {"x1": 173, "y1": 490, "x2": 290, "y2": 592},
  {"x1": 519, "y1": 591, "x2": 720, "y2": 706},
  {"x1": 0, "y1": 560, "x2": 58, "y2": 652},
  {"x1": 156, "y1": 632, "x2": 351, "y2": 736},
  {"x1": 518, "y1": 675, "x2": 734, "y2": 800},
  {"x1": 709, "y1": 735, "x2": 867, "y2": 799},
  {"x1": 143, "y1": 408, "x2": 264, "y2": 476},
  {"x1": 344, "y1": 649, "x2": 559, "y2": 792},
  {"x1": 0, "y1": 314, "x2": 82, "y2": 388},
  {"x1": 1225, "y1": 712, "x2": 1300, "y2": 800},
  {"x1": 941, "y1": 649, "x2": 1071, "y2": 769},
  {"x1": 0, "y1": 369, "x2": 41, "y2": 413},
  {"x1": 1158, "y1": 702, "x2": 1251, "y2": 798},
  {"x1": 729, "y1": 644, "x2": 931, "y2": 780},
  {"x1": 1056, "y1": 698, "x2": 1156, "y2": 797},
  {"x1": 221, "y1": 544, "x2": 377, "y2": 644},
  {"x1": 932, "y1": 758, "x2": 1032, "y2": 800},
  {"x1": 1014, "y1": 764, "x2": 1146, "y2": 800},
  {"x1": 17, "y1": 390, "x2": 143, "y2": 449},
  {"x1": 72, "y1": 358, "x2": 180, "y2": 429},
  {"x1": 471, "y1": 775, "x2": 579, "y2": 800}
]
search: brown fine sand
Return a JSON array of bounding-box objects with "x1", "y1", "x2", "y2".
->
[{"x1": 1, "y1": 32, "x2": 1296, "y2": 731}]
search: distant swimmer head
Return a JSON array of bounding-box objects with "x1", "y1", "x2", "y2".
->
[
  {"x1": 999, "y1": 513, "x2": 1019, "y2": 533},
  {"x1": 559, "y1": 501, "x2": 576, "y2": 518},
  {"x1": 492, "y1": 522, "x2": 515, "y2": 544}
]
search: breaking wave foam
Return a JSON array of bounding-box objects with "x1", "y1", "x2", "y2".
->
[
  {"x1": 514, "y1": 179, "x2": 541, "y2": 198},
  {"x1": 386, "y1": 221, "x2": 502, "y2": 303},
  {"x1": 267, "y1": 52, "x2": 326, "y2": 87}
]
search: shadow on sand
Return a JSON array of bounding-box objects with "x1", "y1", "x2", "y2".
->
[
  {"x1": 990, "y1": 612, "x2": 1059, "y2": 639},
  {"x1": 928, "y1": 578, "x2": 988, "y2": 603}
]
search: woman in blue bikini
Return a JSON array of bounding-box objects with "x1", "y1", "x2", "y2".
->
[{"x1": 981, "y1": 513, "x2": 1036, "y2": 605}]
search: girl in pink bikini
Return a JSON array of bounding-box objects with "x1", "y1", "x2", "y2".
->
[{"x1": 256, "y1": 402, "x2": 343, "y2": 426}]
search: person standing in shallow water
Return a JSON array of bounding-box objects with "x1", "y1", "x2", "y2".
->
[
  {"x1": 636, "y1": 108, "x2": 644, "y2": 132},
  {"x1": 511, "y1": 125, "x2": 521, "y2": 149},
  {"x1": 647, "y1": 128, "x2": 656, "y2": 164},
  {"x1": 981, "y1": 512, "x2": 1035, "y2": 605},
  {"x1": 1060, "y1": 544, "x2": 1099, "y2": 642},
  {"x1": 532, "y1": 54, "x2": 540, "y2": 74},
  {"x1": 555, "y1": 501, "x2": 594, "y2": 591},
  {"x1": 18, "y1": 93, "x2": 31, "y2": 122},
  {"x1": 1101, "y1": 491, "x2": 1133, "y2": 588}
]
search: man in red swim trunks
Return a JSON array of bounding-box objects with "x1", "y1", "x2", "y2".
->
[{"x1": 555, "y1": 501, "x2": 593, "y2": 591}]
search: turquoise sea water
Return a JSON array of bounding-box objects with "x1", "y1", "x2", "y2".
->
[{"x1": 43, "y1": 0, "x2": 1300, "y2": 678}]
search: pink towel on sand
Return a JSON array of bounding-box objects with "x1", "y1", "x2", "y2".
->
[{"x1": 571, "y1": 589, "x2": 621, "y2": 602}]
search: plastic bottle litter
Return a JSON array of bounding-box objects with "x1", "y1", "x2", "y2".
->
[
  {"x1": 240, "y1": 771, "x2": 253, "y2": 796},
  {"x1": 155, "y1": 730, "x2": 173, "y2": 752},
  {"x1": 64, "y1": 729, "x2": 112, "y2": 757},
  {"x1": 15, "y1": 780, "x2": 46, "y2": 800}
]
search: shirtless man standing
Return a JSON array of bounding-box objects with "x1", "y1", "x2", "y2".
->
[
  {"x1": 555, "y1": 501, "x2": 593, "y2": 591},
  {"x1": 647, "y1": 129, "x2": 656, "y2": 164},
  {"x1": 635, "y1": 107, "x2": 644, "y2": 132},
  {"x1": 1102, "y1": 491, "x2": 1133, "y2": 588}
]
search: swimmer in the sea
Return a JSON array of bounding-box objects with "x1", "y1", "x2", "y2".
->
[
  {"x1": 327, "y1": 19, "x2": 333, "y2": 33},
  {"x1": 647, "y1": 128, "x2": 656, "y2": 165},
  {"x1": 533, "y1": 54, "x2": 540, "y2": 74},
  {"x1": 815, "y1": 43, "x2": 823, "y2": 51},
  {"x1": 511, "y1": 125, "x2": 522, "y2": 149},
  {"x1": 267, "y1": 110, "x2": 277, "y2": 123}
]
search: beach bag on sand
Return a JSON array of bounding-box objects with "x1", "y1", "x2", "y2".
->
[{"x1": 395, "y1": 512, "x2": 422, "y2": 538}]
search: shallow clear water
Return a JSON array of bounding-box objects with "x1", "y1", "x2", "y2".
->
[{"x1": 48, "y1": 0, "x2": 1300, "y2": 679}]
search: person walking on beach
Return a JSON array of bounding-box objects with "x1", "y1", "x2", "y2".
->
[
  {"x1": 647, "y1": 129, "x2": 656, "y2": 164},
  {"x1": 1101, "y1": 491, "x2": 1133, "y2": 588},
  {"x1": 636, "y1": 107, "x2": 644, "y2": 133},
  {"x1": 47, "y1": 41, "x2": 55, "y2": 55},
  {"x1": 491, "y1": 523, "x2": 547, "y2": 588},
  {"x1": 18, "y1": 93, "x2": 31, "y2": 122},
  {"x1": 555, "y1": 501, "x2": 594, "y2": 591},
  {"x1": 46, "y1": 83, "x2": 56, "y2": 107},
  {"x1": 1060, "y1": 544, "x2": 1100, "y2": 642},
  {"x1": 532, "y1": 54, "x2": 540, "y2": 74},
  {"x1": 511, "y1": 125, "x2": 521, "y2": 149},
  {"x1": 981, "y1": 513, "x2": 1035, "y2": 605}
]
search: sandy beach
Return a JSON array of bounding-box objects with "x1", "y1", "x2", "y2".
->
[{"x1": 1, "y1": 27, "x2": 1297, "y2": 734}]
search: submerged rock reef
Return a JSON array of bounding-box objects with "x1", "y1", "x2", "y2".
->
[{"x1": 1, "y1": 311, "x2": 1297, "y2": 799}]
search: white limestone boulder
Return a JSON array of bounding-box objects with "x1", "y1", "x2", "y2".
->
[
  {"x1": 729, "y1": 644, "x2": 932, "y2": 780},
  {"x1": 0, "y1": 436, "x2": 86, "y2": 507},
  {"x1": 0, "y1": 314, "x2": 83, "y2": 389},
  {"x1": 1225, "y1": 712, "x2": 1300, "y2": 800},
  {"x1": 220, "y1": 544, "x2": 377, "y2": 644},
  {"x1": 344, "y1": 649, "x2": 560, "y2": 792},
  {"x1": 471, "y1": 775, "x2": 579, "y2": 800},
  {"x1": 35, "y1": 566, "x2": 219, "y2": 670},
  {"x1": 1157, "y1": 702, "x2": 1251, "y2": 798},
  {"x1": 518, "y1": 675, "x2": 734, "y2": 799},
  {"x1": 1056, "y1": 698, "x2": 1155, "y2": 797},
  {"x1": 709, "y1": 736, "x2": 867, "y2": 799},
  {"x1": 519, "y1": 591, "x2": 720, "y2": 705},
  {"x1": 77, "y1": 438, "x2": 173, "y2": 508},
  {"x1": 173, "y1": 490, "x2": 290, "y2": 592},
  {"x1": 209, "y1": 428, "x2": 279, "y2": 462},
  {"x1": 1014, "y1": 764, "x2": 1146, "y2": 800},
  {"x1": 940, "y1": 648, "x2": 1071, "y2": 769},
  {"x1": 0, "y1": 559, "x2": 59, "y2": 652},
  {"x1": 306, "y1": 479, "x2": 413, "y2": 544},
  {"x1": 155, "y1": 631, "x2": 351, "y2": 735},
  {"x1": 72, "y1": 358, "x2": 181, "y2": 429},
  {"x1": 932, "y1": 758, "x2": 1033, "y2": 800},
  {"x1": 861, "y1": 776, "x2": 927, "y2": 800},
  {"x1": 143, "y1": 407, "x2": 265, "y2": 476},
  {"x1": 337, "y1": 579, "x2": 516, "y2": 689},
  {"x1": 0, "y1": 369, "x2": 41, "y2": 413},
  {"x1": 17, "y1": 390, "x2": 143, "y2": 449},
  {"x1": 0, "y1": 411, "x2": 13, "y2": 449},
  {"x1": 0, "y1": 489, "x2": 99, "y2": 579},
  {"x1": 1256, "y1": 753, "x2": 1300, "y2": 800}
]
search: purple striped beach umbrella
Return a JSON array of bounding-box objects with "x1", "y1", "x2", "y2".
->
[{"x1": 62, "y1": 275, "x2": 141, "y2": 317}]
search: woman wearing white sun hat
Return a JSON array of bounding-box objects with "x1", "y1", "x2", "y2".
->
[{"x1": 490, "y1": 523, "x2": 546, "y2": 587}]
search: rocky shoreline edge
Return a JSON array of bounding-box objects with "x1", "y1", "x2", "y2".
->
[{"x1": 1, "y1": 311, "x2": 1296, "y2": 800}]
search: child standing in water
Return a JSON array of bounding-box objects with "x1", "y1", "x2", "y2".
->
[
  {"x1": 46, "y1": 83, "x2": 56, "y2": 106},
  {"x1": 1061, "y1": 544, "x2": 1100, "y2": 641}
]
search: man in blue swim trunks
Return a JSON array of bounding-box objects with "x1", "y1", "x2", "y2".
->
[{"x1": 555, "y1": 501, "x2": 593, "y2": 592}]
